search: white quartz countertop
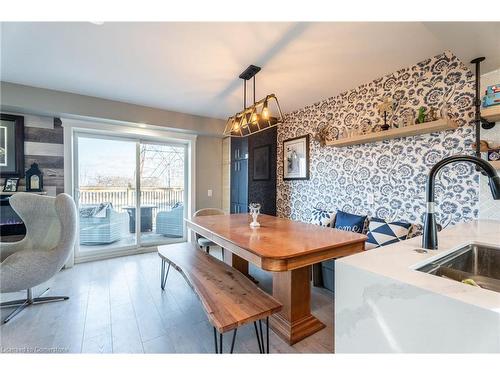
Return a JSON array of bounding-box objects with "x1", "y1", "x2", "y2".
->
[{"x1": 337, "y1": 220, "x2": 500, "y2": 312}]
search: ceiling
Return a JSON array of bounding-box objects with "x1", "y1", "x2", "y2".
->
[{"x1": 1, "y1": 22, "x2": 499, "y2": 120}]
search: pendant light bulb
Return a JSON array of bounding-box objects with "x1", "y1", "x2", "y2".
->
[
  {"x1": 251, "y1": 112, "x2": 258, "y2": 123},
  {"x1": 262, "y1": 100, "x2": 270, "y2": 120},
  {"x1": 233, "y1": 118, "x2": 240, "y2": 131}
]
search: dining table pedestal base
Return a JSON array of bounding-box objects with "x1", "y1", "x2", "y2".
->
[
  {"x1": 270, "y1": 266, "x2": 326, "y2": 345},
  {"x1": 223, "y1": 251, "x2": 258, "y2": 284}
]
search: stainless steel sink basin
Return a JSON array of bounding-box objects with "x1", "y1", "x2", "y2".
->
[{"x1": 417, "y1": 244, "x2": 500, "y2": 293}]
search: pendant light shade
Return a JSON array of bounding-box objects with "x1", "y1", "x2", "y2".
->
[{"x1": 223, "y1": 65, "x2": 283, "y2": 137}]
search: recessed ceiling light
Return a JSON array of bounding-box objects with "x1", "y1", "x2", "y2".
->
[
  {"x1": 138, "y1": 123, "x2": 147, "y2": 128},
  {"x1": 89, "y1": 21, "x2": 104, "y2": 26}
]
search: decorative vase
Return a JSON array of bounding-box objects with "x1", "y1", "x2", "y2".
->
[
  {"x1": 440, "y1": 104, "x2": 450, "y2": 119},
  {"x1": 249, "y1": 203, "x2": 261, "y2": 227}
]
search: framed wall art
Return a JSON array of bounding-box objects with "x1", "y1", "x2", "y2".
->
[
  {"x1": 283, "y1": 134, "x2": 309, "y2": 180},
  {"x1": 0, "y1": 114, "x2": 25, "y2": 178}
]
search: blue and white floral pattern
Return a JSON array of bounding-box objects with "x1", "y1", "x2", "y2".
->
[
  {"x1": 310, "y1": 207, "x2": 336, "y2": 227},
  {"x1": 277, "y1": 52, "x2": 479, "y2": 227}
]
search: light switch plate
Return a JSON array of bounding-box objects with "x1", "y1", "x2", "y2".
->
[
  {"x1": 367, "y1": 193, "x2": 374, "y2": 205},
  {"x1": 208, "y1": 189, "x2": 213, "y2": 197}
]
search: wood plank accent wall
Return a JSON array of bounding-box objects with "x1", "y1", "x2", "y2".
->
[{"x1": 0, "y1": 114, "x2": 63, "y2": 196}]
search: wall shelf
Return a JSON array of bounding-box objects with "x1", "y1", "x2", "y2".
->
[
  {"x1": 325, "y1": 119, "x2": 458, "y2": 147},
  {"x1": 482, "y1": 106, "x2": 500, "y2": 123},
  {"x1": 471, "y1": 140, "x2": 500, "y2": 152}
]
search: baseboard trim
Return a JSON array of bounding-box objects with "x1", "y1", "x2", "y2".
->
[{"x1": 75, "y1": 245, "x2": 162, "y2": 264}]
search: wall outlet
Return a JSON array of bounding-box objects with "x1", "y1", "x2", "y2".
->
[
  {"x1": 367, "y1": 193, "x2": 374, "y2": 205},
  {"x1": 207, "y1": 189, "x2": 213, "y2": 197}
]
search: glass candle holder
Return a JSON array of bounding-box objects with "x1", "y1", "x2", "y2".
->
[{"x1": 248, "y1": 203, "x2": 261, "y2": 227}]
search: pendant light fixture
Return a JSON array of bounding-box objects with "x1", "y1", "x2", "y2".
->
[{"x1": 223, "y1": 65, "x2": 283, "y2": 137}]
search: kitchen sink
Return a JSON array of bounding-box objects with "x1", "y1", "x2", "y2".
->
[{"x1": 416, "y1": 244, "x2": 500, "y2": 293}]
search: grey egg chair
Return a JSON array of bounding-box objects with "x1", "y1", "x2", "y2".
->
[{"x1": 0, "y1": 193, "x2": 77, "y2": 324}]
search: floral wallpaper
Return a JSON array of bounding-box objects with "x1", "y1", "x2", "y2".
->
[{"x1": 277, "y1": 51, "x2": 479, "y2": 228}]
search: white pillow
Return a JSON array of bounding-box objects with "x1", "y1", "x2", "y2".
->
[{"x1": 310, "y1": 207, "x2": 336, "y2": 227}]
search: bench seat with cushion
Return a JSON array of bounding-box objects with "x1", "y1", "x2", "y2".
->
[{"x1": 309, "y1": 207, "x2": 418, "y2": 293}]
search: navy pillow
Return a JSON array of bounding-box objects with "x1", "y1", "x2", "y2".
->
[{"x1": 334, "y1": 210, "x2": 367, "y2": 233}]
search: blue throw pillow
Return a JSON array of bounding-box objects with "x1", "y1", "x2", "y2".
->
[
  {"x1": 365, "y1": 217, "x2": 412, "y2": 249},
  {"x1": 334, "y1": 210, "x2": 367, "y2": 233}
]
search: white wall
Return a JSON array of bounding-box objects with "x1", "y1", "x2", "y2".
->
[
  {"x1": 196, "y1": 136, "x2": 223, "y2": 210},
  {"x1": 0, "y1": 82, "x2": 226, "y2": 136}
]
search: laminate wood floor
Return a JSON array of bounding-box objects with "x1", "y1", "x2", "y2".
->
[{"x1": 0, "y1": 248, "x2": 334, "y2": 354}]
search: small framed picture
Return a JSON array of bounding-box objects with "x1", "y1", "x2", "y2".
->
[
  {"x1": 3, "y1": 177, "x2": 20, "y2": 192},
  {"x1": 283, "y1": 134, "x2": 309, "y2": 180}
]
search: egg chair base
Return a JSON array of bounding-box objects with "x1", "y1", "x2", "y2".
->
[{"x1": 1, "y1": 287, "x2": 69, "y2": 324}]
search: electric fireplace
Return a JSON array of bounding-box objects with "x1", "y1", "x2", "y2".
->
[{"x1": 0, "y1": 195, "x2": 26, "y2": 237}]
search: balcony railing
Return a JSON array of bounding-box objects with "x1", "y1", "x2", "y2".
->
[{"x1": 78, "y1": 187, "x2": 184, "y2": 228}]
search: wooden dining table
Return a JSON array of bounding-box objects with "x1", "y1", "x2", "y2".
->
[{"x1": 186, "y1": 213, "x2": 367, "y2": 345}]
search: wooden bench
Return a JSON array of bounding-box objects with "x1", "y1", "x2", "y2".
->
[{"x1": 158, "y1": 242, "x2": 282, "y2": 353}]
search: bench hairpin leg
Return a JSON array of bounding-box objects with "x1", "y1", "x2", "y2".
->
[
  {"x1": 213, "y1": 327, "x2": 218, "y2": 354},
  {"x1": 230, "y1": 328, "x2": 237, "y2": 354},
  {"x1": 266, "y1": 317, "x2": 270, "y2": 354},
  {"x1": 213, "y1": 327, "x2": 237, "y2": 354},
  {"x1": 160, "y1": 259, "x2": 165, "y2": 289},
  {"x1": 254, "y1": 321, "x2": 263, "y2": 353},
  {"x1": 160, "y1": 260, "x2": 170, "y2": 290},
  {"x1": 259, "y1": 320, "x2": 264, "y2": 351}
]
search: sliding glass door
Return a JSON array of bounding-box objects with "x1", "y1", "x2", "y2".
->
[
  {"x1": 76, "y1": 135, "x2": 137, "y2": 254},
  {"x1": 74, "y1": 132, "x2": 187, "y2": 259},
  {"x1": 140, "y1": 142, "x2": 187, "y2": 246}
]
